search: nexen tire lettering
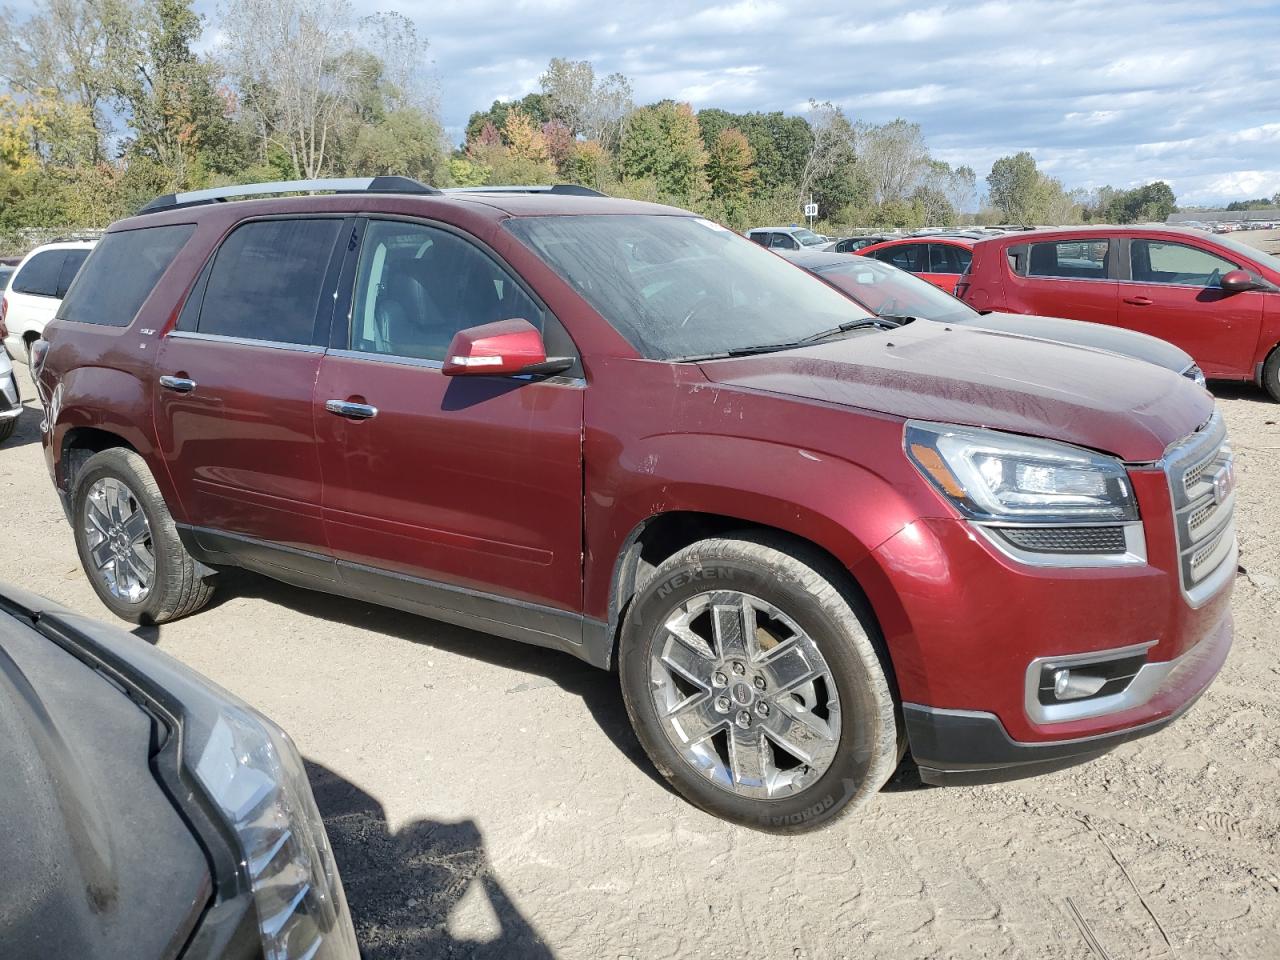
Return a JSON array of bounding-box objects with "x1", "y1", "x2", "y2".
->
[{"x1": 655, "y1": 566, "x2": 735, "y2": 599}]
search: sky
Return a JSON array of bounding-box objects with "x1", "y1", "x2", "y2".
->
[
  {"x1": 9, "y1": 0, "x2": 1279, "y2": 206},
  {"x1": 403, "y1": 0, "x2": 1280, "y2": 206}
]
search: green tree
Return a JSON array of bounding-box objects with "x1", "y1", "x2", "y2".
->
[
  {"x1": 619, "y1": 101, "x2": 707, "y2": 201},
  {"x1": 705, "y1": 127, "x2": 757, "y2": 223},
  {"x1": 987, "y1": 151, "x2": 1042, "y2": 223}
]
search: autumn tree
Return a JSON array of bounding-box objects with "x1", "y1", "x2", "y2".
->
[
  {"x1": 706, "y1": 127, "x2": 757, "y2": 220},
  {"x1": 619, "y1": 101, "x2": 707, "y2": 201}
]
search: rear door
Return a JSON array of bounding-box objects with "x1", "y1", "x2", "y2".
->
[
  {"x1": 152, "y1": 216, "x2": 348, "y2": 558},
  {"x1": 870, "y1": 242, "x2": 935, "y2": 284},
  {"x1": 1119, "y1": 237, "x2": 1263, "y2": 379},
  {"x1": 313, "y1": 217, "x2": 585, "y2": 613},
  {"x1": 1004, "y1": 237, "x2": 1119, "y2": 325}
]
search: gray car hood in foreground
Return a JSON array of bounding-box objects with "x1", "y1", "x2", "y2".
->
[{"x1": 965, "y1": 312, "x2": 1195, "y2": 375}]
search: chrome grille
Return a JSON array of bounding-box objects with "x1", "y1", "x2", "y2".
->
[{"x1": 1163, "y1": 412, "x2": 1236, "y2": 607}]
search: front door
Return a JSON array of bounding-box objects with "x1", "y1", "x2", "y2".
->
[
  {"x1": 313, "y1": 218, "x2": 585, "y2": 613},
  {"x1": 153, "y1": 216, "x2": 348, "y2": 556},
  {"x1": 1119, "y1": 237, "x2": 1264, "y2": 379}
]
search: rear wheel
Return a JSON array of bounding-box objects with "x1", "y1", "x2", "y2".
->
[
  {"x1": 619, "y1": 535, "x2": 899, "y2": 832},
  {"x1": 1262, "y1": 346, "x2": 1280, "y2": 402},
  {"x1": 71, "y1": 448, "x2": 215, "y2": 623}
]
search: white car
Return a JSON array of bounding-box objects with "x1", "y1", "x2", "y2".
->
[
  {"x1": 0, "y1": 349, "x2": 19, "y2": 443},
  {"x1": 746, "y1": 226, "x2": 834, "y2": 252},
  {"x1": 1, "y1": 238, "x2": 96, "y2": 364}
]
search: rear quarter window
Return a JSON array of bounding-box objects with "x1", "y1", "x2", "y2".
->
[
  {"x1": 11, "y1": 250, "x2": 68, "y2": 297},
  {"x1": 59, "y1": 226, "x2": 195, "y2": 327}
]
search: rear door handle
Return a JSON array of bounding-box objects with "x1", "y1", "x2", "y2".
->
[
  {"x1": 325, "y1": 399, "x2": 378, "y2": 420},
  {"x1": 159, "y1": 375, "x2": 197, "y2": 393},
  {"x1": 1123, "y1": 296, "x2": 1153, "y2": 306}
]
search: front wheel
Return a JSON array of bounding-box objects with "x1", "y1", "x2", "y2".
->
[
  {"x1": 1262, "y1": 346, "x2": 1280, "y2": 402},
  {"x1": 618, "y1": 535, "x2": 900, "y2": 832}
]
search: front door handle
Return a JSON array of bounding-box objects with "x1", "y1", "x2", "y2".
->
[
  {"x1": 159, "y1": 375, "x2": 197, "y2": 393},
  {"x1": 325, "y1": 399, "x2": 378, "y2": 420},
  {"x1": 1123, "y1": 296, "x2": 1153, "y2": 306}
]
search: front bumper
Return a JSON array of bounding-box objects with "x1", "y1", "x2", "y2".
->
[
  {"x1": 905, "y1": 610, "x2": 1231, "y2": 785},
  {"x1": 1, "y1": 356, "x2": 20, "y2": 420}
]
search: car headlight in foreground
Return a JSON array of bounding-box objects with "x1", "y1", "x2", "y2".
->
[{"x1": 1183, "y1": 364, "x2": 1207, "y2": 387}]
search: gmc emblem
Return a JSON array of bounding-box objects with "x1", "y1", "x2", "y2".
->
[{"x1": 1212, "y1": 459, "x2": 1236, "y2": 506}]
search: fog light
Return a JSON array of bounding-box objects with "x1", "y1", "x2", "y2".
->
[{"x1": 1052, "y1": 668, "x2": 1107, "y2": 701}]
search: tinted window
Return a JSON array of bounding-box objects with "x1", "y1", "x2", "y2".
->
[
  {"x1": 506, "y1": 214, "x2": 874, "y2": 361},
  {"x1": 748, "y1": 233, "x2": 769, "y2": 247},
  {"x1": 54, "y1": 249, "x2": 91, "y2": 297},
  {"x1": 349, "y1": 220, "x2": 543, "y2": 362},
  {"x1": 1132, "y1": 240, "x2": 1237, "y2": 287},
  {"x1": 11, "y1": 250, "x2": 67, "y2": 296},
  {"x1": 1027, "y1": 239, "x2": 1110, "y2": 279},
  {"x1": 873, "y1": 243, "x2": 927, "y2": 272},
  {"x1": 60, "y1": 228, "x2": 193, "y2": 327},
  {"x1": 198, "y1": 219, "x2": 342, "y2": 344},
  {"x1": 928, "y1": 244, "x2": 971, "y2": 274},
  {"x1": 0, "y1": 265, "x2": 15, "y2": 290},
  {"x1": 770, "y1": 234, "x2": 799, "y2": 250}
]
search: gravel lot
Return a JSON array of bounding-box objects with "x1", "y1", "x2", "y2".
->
[{"x1": 3, "y1": 342, "x2": 1279, "y2": 959}]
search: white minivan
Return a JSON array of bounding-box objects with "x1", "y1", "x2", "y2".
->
[{"x1": 1, "y1": 238, "x2": 97, "y2": 364}]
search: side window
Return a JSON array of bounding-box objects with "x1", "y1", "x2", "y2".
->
[
  {"x1": 1026, "y1": 240, "x2": 1110, "y2": 280},
  {"x1": 748, "y1": 233, "x2": 769, "y2": 247},
  {"x1": 1132, "y1": 240, "x2": 1237, "y2": 287},
  {"x1": 875, "y1": 243, "x2": 926, "y2": 272},
  {"x1": 349, "y1": 220, "x2": 543, "y2": 363},
  {"x1": 198, "y1": 218, "x2": 343, "y2": 344},
  {"x1": 60, "y1": 226, "x2": 195, "y2": 327},
  {"x1": 54, "y1": 249, "x2": 91, "y2": 298},
  {"x1": 928, "y1": 244, "x2": 971, "y2": 274},
  {"x1": 11, "y1": 250, "x2": 67, "y2": 297}
]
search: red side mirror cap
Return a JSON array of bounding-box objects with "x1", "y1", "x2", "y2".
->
[
  {"x1": 442, "y1": 318, "x2": 548, "y2": 377},
  {"x1": 1219, "y1": 269, "x2": 1256, "y2": 293}
]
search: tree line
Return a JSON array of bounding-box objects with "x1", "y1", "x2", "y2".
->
[{"x1": 1, "y1": 0, "x2": 1196, "y2": 250}]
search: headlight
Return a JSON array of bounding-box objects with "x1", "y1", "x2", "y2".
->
[
  {"x1": 1184, "y1": 364, "x2": 1206, "y2": 387},
  {"x1": 193, "y1": 706, "x2": 360, "y2": 960},
  {"x1": 905, "y1": 421, "x2": 1138, "y2": 523}
]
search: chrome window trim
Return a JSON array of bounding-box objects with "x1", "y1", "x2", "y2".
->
[
  {"x1": 324, "y1": 348, "x2": 586, "y2": 387},
  {"x1": 972, "y1": 520, "x2": 1147, "y2": 568},
  {"x1": 166, "y1": 330, "x2": 324, "y2": 353},
  {"x1": 1023, "y1": 640, "x2": 1158, "y2": 724}
]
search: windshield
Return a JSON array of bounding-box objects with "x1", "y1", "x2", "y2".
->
[
  {"x1": 505, "y1": 215, "x2": 874, "y2": 360},
  {"x1": 813, "y1": 257, "x2": 978, "y2": 324},
  {"x1": 792, "y1": 229, "x2": 825, "y2": 246},
  {"x1": 1208, "y1": 232, "x2": 1280, "y2": 273}
]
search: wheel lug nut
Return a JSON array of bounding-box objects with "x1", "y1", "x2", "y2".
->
[
  {"x1": 753, "y1": 676, "x2": 766, "y2": 690},
  {"x1": 714, "y1": 696, "x2": 730, "y2": 713},
  {"x1": 732, "y1": 662, "x2": 746, "y2": 676},
  {"x1": 736, "y1": 711, "x2": 751, "y2": 727},
  {"x1": 713, "y1": 672, "x2": 727, "y2": 687},
  {"x1": 756, "y1": 702, "x2": 769, "y2": 717}
]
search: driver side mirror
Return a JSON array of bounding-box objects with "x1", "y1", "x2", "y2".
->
[
  {"x1": 1220, "y1": 269, "x2": 1258, "y2": 293},
  {"x1": 442, "y1": 318, "x2": 574, "y2": 377}
]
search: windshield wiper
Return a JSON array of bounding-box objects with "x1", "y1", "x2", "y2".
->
[{"x1": 799, "y1": 316, "x2": 903, "y2": 343}]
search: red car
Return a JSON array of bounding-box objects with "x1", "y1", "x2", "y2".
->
[
  {"x1": 856, "y1": 235, "x2": 976, "y2": 294},
  {"x1": 956, "y1": 227, "x2": 1280, "y2": 399},
  {"x1": 33, "y1": 179, "x2": 1233, "y2": 831}
]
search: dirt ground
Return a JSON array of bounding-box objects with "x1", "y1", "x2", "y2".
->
[{"x1": 3, "y1": 337, "x2": 1279, "y2": 958}]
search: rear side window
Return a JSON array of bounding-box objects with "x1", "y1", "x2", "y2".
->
[
  {"x1": 1026, "y1": 240, "x2": 1110, "y2": 280},
  {"x1": 60, "y1": 228, "x2": 193, "y2": 327},
  {"x1": 197, "y1": 218, "x2": 343, "y2": 344},
  {"x1": 11, "y1": 250, "x2": 68, "y2": 297},
  {"x1": 873, "y1": 243, "x2": 926, "y2": 272},
  {"x1": 748, "y1": 232, "x2": 769, "y2": 247},
  {"x1": 1131, "y1": 240, "x2": 1237, "y2": 287},
  {"x1": 928, "y1": 244, "x2": 972, "y2": 274},
  {"x1": 54, "y1": 249, "x2": 90, "y2": 297}
]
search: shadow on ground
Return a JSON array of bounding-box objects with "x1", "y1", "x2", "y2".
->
[{"x1": 306, "y1": 759, "x2": 555, "y2": 959}]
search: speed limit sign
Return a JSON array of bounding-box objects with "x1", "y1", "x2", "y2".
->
[{"x1": 803, "y1": 202, "x2": 819, "y2": 218}]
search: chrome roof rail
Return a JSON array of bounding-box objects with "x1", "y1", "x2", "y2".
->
[
  {"x1": 138, "y1": 176, "x2": 440, "y2": 214},
  {"x1": 442, "y1": 184, "x2": 607, "y2": 197}
]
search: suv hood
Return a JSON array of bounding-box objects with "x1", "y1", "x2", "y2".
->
[
  {"x1": 698, "y1": 319, "x2": 1213, "y2": 462},
  {"x1": 967, "y1": 312, "x2": 1194, "y2": 375}
]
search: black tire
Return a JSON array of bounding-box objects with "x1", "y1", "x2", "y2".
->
[
  {"x1": 71, "y1": 447, "x2": 215, "y2": 623},
  {"x1": 0, "y1": 418, "x2": 15, "y2": 444},
  {"x1": 1262, "y1": 346, "x2": 1280, "y2": 402},
  {"x1": 618, "y1": 534, "x2": 899, "y2": 833}
]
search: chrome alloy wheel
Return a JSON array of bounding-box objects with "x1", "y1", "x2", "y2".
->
[
  {"x1": 83, "y1": 477, "x2": 155, "y2": 603},
  {"x1": 648, "y1": 591, "x2": 842, "y2": 799}
]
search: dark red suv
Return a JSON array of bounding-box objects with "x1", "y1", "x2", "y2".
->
[
  {"x1": 956, "y1": 226, "x2": 1280, "y2": 398},
  {"x1": 34, "y1": 179, "x2": 1235, "y2": 831}
]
